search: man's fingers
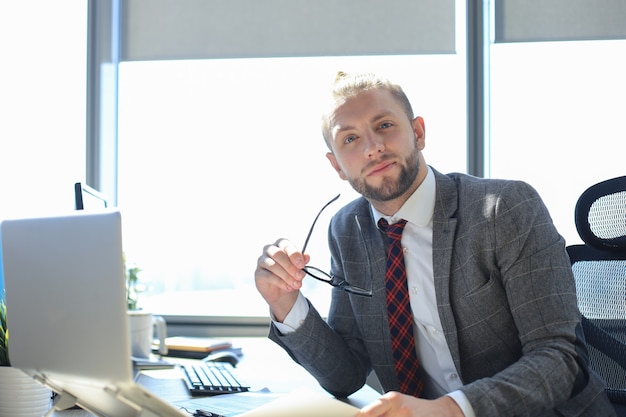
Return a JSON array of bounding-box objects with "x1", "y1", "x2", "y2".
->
[
  {"x1": 257, "y1": 240, "x2": 306, "y2": 290},
  {"x1": 275, "y1": 238, "x2": 307, "y2": 269}
]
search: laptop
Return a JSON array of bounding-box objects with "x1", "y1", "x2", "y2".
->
[{"x1": 1, "y1": 210, "x2": 189, "y2": 417}]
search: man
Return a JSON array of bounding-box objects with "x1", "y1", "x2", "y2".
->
[{"x1": 254, "y1": 72, "x2": 614, "y2": 416}]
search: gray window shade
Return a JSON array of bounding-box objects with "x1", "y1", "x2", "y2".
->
[
  {"x1": 120, "y1": 0, "x2": 455, "y2": 61},
  {"x1": 495, "y1": 0, "x2": 626, "y2": 43}
]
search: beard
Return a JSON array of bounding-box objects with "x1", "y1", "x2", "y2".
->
[{"x1": 347, "y1": 147, "x2": 421, "y2": 202}]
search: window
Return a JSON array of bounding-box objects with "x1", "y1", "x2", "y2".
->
[
  {"x1": 117, "y1": 54, "x2": 467, "y2": 317},
  {"x1": 488, "y1": 39, "x2": 626, "y2": 245},
  {"x1": 488, "y1": 0, "x2": 626, "y2": 245}
]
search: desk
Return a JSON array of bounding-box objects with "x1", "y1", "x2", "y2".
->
[{"x1": 52, "y1": 337, "x2": 380, "y2": 416}]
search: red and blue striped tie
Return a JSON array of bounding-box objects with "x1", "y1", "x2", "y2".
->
[{"x1": 379, "y1": 218, "x2": 423, "y2": 397}]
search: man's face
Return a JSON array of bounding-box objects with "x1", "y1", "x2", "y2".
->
[{"x1": 325, "y1": 89, "x2": 425, "y2": 205}]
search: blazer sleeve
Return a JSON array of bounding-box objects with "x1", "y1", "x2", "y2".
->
[{"x1": 267, "y1": 296, "x2": 370, "y2": 398}]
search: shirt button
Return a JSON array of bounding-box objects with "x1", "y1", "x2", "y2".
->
[
  {"x1": 411, "y1": 287, "x2": 419, "y2": 295},
  {"x1": 451, "y1": 373, "x2": 458, "y2": 380},
  {"x1": 403, "y1": 247, "x2": 409, "y2": 254}
]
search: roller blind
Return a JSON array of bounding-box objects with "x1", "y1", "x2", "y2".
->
[
  {"x1": 495, "y1": 0, "x2": 626, "y2": 42},
  {"x1": 120, "y1": 0, "x2": 455, "y2": 61}
]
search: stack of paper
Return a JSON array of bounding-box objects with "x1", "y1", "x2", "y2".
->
[{"x1": 239, "y1": 387, "x2": 360, "y2": 417}]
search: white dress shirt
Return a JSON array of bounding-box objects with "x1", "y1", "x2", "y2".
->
[{"x1": 273, "y1": 167, "x2": 475, "y2": 417}]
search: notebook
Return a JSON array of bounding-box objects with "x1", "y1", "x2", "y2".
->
[{"x1": 1, "y1": 210, "x2": 190, "y2": 417}]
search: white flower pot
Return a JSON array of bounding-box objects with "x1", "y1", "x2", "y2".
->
[{"x1": 0, "y1": 367, "x2": 52, "y2": 417}]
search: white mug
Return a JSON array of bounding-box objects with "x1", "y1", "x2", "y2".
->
[{"x1": 128, "y1": 310, "x2": 168, "y2": 358}]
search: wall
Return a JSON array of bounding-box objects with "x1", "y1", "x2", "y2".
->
[{"x1": 0, "y1": 2, "x2": 87, "y2": 221}]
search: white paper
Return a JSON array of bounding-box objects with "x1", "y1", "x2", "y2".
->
[{"x1": 238, "y1": 387, "x2": 360, "y2": 417}]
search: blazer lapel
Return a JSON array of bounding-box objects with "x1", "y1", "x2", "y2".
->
[
  {"x1": 354, "y1": 203, "x2": 389, "y2": 300},
  {"x1": 431, "y1": 169, "x2": 463, "y2": 374}
]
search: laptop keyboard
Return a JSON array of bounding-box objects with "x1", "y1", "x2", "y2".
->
[{"x1": 180, "y1": 361, "x2": 250, "y2": 396}]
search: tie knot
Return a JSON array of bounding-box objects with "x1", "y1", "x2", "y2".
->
[{"x1": 378, "y1": 218, "x2": 407, "y2": 242}]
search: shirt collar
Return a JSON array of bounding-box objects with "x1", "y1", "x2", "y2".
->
[{"x1": 372, "y1": 166, "x2": 436, "y2": 228}]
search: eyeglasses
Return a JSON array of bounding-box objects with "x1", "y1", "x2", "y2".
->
[{"x1": 301, "y1": 194, "x2": 373, "y2": 297}]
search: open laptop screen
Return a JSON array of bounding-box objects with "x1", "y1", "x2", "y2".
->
[{"x1": 2, "y1": 211, "x2": 129, "y2": 381}]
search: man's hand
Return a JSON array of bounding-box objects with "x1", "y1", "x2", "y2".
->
[
  {"x1": 254, "y1": 238, "x2": 311, "y2": 322},
  {"x1": 357, "y1": 392, "x2": 464, "y2": 417}
]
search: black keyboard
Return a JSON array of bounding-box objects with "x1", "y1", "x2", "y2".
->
[{"x1": 180, "y1": 361, "x2": 250, "y2": 396}]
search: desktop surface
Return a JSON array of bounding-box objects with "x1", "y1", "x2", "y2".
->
[{"x1": 51, "y1": 337, "x2": 379, "y2": 417}]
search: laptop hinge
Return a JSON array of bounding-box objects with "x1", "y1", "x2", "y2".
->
[
  {"x1": 33, "y1": 374, "x2": 78, "y2": 411},
  {"x1": 104, "y1": 385, "x2": 159, "y2": 416},
  {"x1": 51, "y1": 392, "x2": 79, "y2": 412}
]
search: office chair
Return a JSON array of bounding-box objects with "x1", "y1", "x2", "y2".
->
[{"x1": 566, "y1": 175, "x2": 626, "y2": 415}]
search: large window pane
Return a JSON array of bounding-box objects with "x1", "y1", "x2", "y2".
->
[
  {"x1": 117, "y1": 55, "x2": 466, "y2": 317},
  {"x1": 489, "y1": 40, "x2": 626, "y2": 245}
]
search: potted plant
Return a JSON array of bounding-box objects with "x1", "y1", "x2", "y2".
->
[
  {"x1": 126, "y1": 262, "x2": 142, "y2": 311},
  {"x1": 124, "y1": 260, "x2": 167, "y2": 357}
]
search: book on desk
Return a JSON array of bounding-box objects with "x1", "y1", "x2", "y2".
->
[{"x1": 156, "y1": 337, "x2": 236, "y2": 360}]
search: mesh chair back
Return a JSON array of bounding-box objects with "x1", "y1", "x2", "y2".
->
[
  {"x1": 575, "y1": 176, "x2": 626, "y2": 251},
  {"x1": 567, "y1": 176, "x2": 626, "y2": 412}
]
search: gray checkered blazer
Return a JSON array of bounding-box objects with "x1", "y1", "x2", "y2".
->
[{"x1": 270, "y1": 168, "x2": 615, "y2": 417}]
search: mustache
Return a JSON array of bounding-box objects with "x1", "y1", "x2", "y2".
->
[{"x1": 361, "y1": 154, "x2": 395, "y2": 175}]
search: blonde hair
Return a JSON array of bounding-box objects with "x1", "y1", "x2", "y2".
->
[{"x1": 321, "y1": 72, "x2": 414, "y2": 148}]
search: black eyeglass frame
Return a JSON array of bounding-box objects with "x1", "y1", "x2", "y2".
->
[{"x1": 301, "y1": 194, "x2": 373, "y2": 297}]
